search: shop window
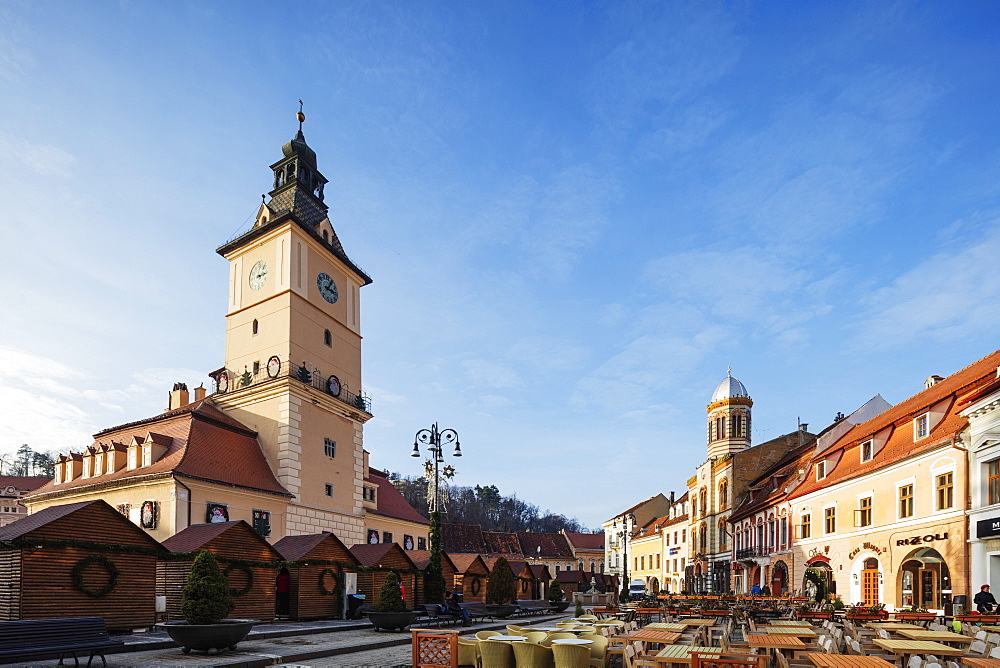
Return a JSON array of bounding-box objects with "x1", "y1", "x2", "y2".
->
[
  {"x1": 936, "y1": 472, "x2": 953, "y2": 509},
  {"x1": 899, "y1": 484, "x2": 914, "y2": 518},
  {"x1": 860, "y1": 440, "x2": 873, "y2": 463},
  {"x1": 989, "y1": 460, "x2": 1000, "y2": 505},
  {"x1": 824, "y1": 507, "x2": 836, "y2": 534},
  {"x1": 915, "y1": 413, "x2": 929, "y2": 440},
  {"x1": 856, "y1": 497, "x2": 873, "y2": 527}
]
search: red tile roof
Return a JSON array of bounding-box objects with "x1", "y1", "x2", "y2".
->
[
  {"x1": 564, "y1": 532, "x2": 604, "y2": 550},
  {"x1": 517, "y1": 532, "x2": 574, "y2": 559},
  {"x1": 405, "y1": 550, "x2": 456, "y2": 572},
  {"x1": 484, "y1": 531, "x2": 521, "y2": 555},
  {"x1": 442, "y1": 523, "x2": 486, "y2": 553},
  {"x1": 789, "y1": 349, "x2": 1000, "y2": 500},
  {"x1": 0, "y1": 476, "x2": 50, "y2": 492},
  {"x1": 366, "y1": 469, "x2": 429, "y2": 525},
  {"x1": 27, "y1": 400, "x2": 291, "y2": 501}
]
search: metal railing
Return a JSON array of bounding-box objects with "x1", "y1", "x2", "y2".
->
[{"x1": 213, "y1": 359, "x2": 371, "y2": 413}]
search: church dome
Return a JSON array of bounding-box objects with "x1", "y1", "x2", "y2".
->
[{"x1": 711, "y1": 374, "x2": 749, "y2": 403}]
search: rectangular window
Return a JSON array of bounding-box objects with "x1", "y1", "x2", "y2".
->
[
  {"x1": 899, "y1": 484, "x2": 914, "y2": 518},
  {"x1": 816, "y1": 461, "x2": 826, "y2": 480},
  {"x1": 324, "y1": 483, "x2": 333, "y2": 496},
  {"x1": 640, "y1": 556, "x2": 645, "y2": 570},
  {"x1": 363, "y1": 486, "x2": 376, "y2": 502},
  {"x1": 801, "y1": 513, "x2": 811, "y2": 539},
  {"x1": 989, "y1": 461, "x2": 1000, "y2": 505},
  {"x1": 860, "y1": 440, "x2": 873, "y2": 463},
  {"x1": 656, "y1": 553, "x2": 661, "y2": 569},
  {"x1": 857, "y1": 497, "x2": 873, "y2": 527},
  {"x1": 324, "y1": 438, "x2": 336, "y2": 458},
  {"x1": 253, "y1": 360, "x2": 260, "y2": 376},
  {"x1": 915, "y1": 414, "x2": 929, "y2": 439},
  {"x1": 252, "y1": 509, "x2": 271, "y2": 537},
  {"x1": 937, "y1": 472, "x2": 953, "y2": 509},
  {"x1": 681, "y1": 529, "x2": 686, "y2": 542},
  {"x1": 780, "y1": 517, "x2": 787, "y2": 546},
  {"x1": 417, "y1": 537, "x2": 426, "y2": 550},
  {"x1": 142, "y1": 447, "x2": 151, "y2": 467},
  {"x1": 824, "y1": 507, "x2": 836, "y2": 534},
  {"x1": 382, "y1": 531, "x2": 393, "y2": 544}
]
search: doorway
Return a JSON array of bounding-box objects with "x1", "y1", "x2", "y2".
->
[{"x1": 862, "y1": 558, "x2": 880, "y2": 606}]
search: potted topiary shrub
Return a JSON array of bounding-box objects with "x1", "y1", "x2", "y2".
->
[
  {"x1": 548, "y1": 579, "x2": 570, "y2": 612},
  {"x1": 367, "y1": 571, "x2": 419, "y2": 631},
  {"x1": 160, "y1": 550, "x2": 256, "y2": 654}
]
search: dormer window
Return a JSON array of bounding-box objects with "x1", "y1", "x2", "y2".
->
[
  {"x1": 54, "y1": 465, "x2": 63, "y2": 484},
  {"x1": 815, "y1": 461, "x2": 827, "y2": 480},
  {"x1": 83, "y1": 457, "x2": 92, "y2": 478},
  {"x1": 860, "y1": 440, "x2": 873, "y2": 463},
  {"x1": 363, "y1": 485, "x2": 376, "y2": 503},
  {"x1": 128, "y1": 448, "x2": 137, "y2": 470},
  {"x1": 915, "y1": 413, "x2": 929, "y2": 440},
  {"x1": 142, "y1": 446, "x2": 152, "y2": 467}
]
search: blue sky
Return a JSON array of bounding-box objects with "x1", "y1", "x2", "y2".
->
[{"x1": 1, "y1": 1, "x2": 999, "y2": 529}]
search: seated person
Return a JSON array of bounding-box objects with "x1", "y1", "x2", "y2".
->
[{"x1": 446, "y1": 591, "x2": 471, "y2": 626}]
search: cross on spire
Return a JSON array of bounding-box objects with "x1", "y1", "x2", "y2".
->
[{"x1": 297, "y1": 99, "x2": 305, "y2": 133}]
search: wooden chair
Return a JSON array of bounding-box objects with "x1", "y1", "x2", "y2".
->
[
  {"x1": 553, "y1": 642, "x2": 592, "y2": 668},
  {"x1": 479, "y1": 639, "x2": 516, "y2": 668},
  {"x1": 513, "y1": 641, "x2": 555, "y2": 668},
  {"x1": 690, "y1": 652, "x2": 766, "y2": 667}
]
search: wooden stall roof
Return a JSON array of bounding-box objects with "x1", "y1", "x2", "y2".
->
[
  {"x1": 0, "y1": 499, "x2": 165, "y2": 551},
  {"x1": 274, "y1": 532, "x2": 359, "y2": 565},
  {"x1": 447, "y1": 553, "x2": 489, "y2": 575},
  {"x1": 406, "y1": 550, "x2": 457, "y2": 573},
  {"x1": 350, "y1": 543, "x2": 418, "y2": 570},
  {"x1": 528, "y1": 564, "x2": 551, "y2": 581},
  {"x1": 161, "y1": 520, "x2": 281, "y2": 561}
]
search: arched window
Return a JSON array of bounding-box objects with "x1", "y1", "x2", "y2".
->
[
  {"x1": 718, "y1": 519, "x2": 728, "y2": 548},
  {"x1": 578, "y1": 560, "x2": 584, "y2": 571},
  {"x1": 719, "y1": 479, "x2": 728, "y2": 510},
  {"x1": 699, "y1": 523, "x2": 708, "y2": 552},
  {"x1": 700, "y1": 490, "x2": 707, "y2": 516},
  {"x1": 252, "y1": 319, "x2": 258, "y2": 335},
  {"x1": 324, "y1": 329, "x2": 332, "y2": 347}
]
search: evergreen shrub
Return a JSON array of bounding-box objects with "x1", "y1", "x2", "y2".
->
[
  {"x1": 486, "y1": 557, "x2": 516, "y2": 604},
  {"x1": 376, "y1": 571, "x2": 407, "y2": 612},
  {"x1": 181, "y1": 550, "x2": 235, "y2": 625}
]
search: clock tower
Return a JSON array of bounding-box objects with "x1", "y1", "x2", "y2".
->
[{"x1": 212, "y1": 109, "x2": 373, "y2": 543}]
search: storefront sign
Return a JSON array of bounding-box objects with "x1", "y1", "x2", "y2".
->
[
  {"x1": 977, "y1": 518, "x2": 1000, "y2": 539},
  {"x1": 896, "y1": 532, "x2": 948, "y2": 546},
  {"x1": 849, "y1": 542, "x2": 885, "y2": 559}
]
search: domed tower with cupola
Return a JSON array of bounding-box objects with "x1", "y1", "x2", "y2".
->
[{"x1": 706, "y1": 370, "x2": 752, "y2": 459}]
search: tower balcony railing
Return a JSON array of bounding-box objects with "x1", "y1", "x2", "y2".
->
[
  {"x1": 735, "y1": 546, "x2": 770, "y2": 560},
  {"x1": 212, "y1": 360, "x2": 372, "y2": 413}
]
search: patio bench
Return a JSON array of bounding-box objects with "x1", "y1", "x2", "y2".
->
[
  {"x1": 0, "y1": 617, "x2": 124, "y2": 667},
  {"x1": 516, "y1": 600, "x2": 552, "y2": 616},
  {"x1": 462, "y1": 603, "x2": 494, "y2": 622},
  {"x1": 422, "y1": 604, "x2": 463, "y2": 626}
]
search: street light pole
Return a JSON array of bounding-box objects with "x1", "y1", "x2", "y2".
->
[
  {"x1": 412, "y1": 422, "x2": 461, "y2": 605},
  {"x1": 614, "y1": 513, "x2": 635, "y2": 602}
]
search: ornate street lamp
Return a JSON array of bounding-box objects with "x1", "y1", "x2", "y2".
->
[
  {"x1": 412, "y1": 422, "x2": 461, "y2": 604},
  {"x1": 613, "y1": 513, "x2": 636, "y2": 602}
]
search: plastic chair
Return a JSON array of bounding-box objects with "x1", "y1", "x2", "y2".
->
[
  {"x1": 906, "y1": 656, "x2": 924, "y2": 668},
  {"x1": 479, "y1": 638, "x2": 516, "y2": 668},
  {"x1": 553, "y1": 642, "x2": 592, "y2": 668},
  {"x1": 458, "y1": 638, "x2": 481, "y2": 668},
  {"x1": 513, "y1": 641, "x2": 555, "y2": 668},
  {"x1": 477, "y1": 630, "x2": 501, "y2": 641},
  {"x1": 990, "y1": 646, "x2": 1000, "y2": 659}
]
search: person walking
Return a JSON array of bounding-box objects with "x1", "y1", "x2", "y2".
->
[{"x1": 975, "y1": 584, "x2": 997, "y2": 613}]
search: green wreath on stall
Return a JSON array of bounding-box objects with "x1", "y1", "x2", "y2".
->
[
  {"x1": 319, "y1": 568, "x2": 339, "y2": 596},
  {"x1": 224, "y1": 563, "x2": 254, "y2": 596},
  {"x1": 470, "y1": 577, "x2": 482, "y2": 597},
  {"x1": 71, "y1": 555, "x2": 120, "y2": 598}
]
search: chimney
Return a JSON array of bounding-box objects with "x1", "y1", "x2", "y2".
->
[
  {"x1": 169, "y1": 382, "x2": 189, "y2": 410},
  {"x1": 799, "y1": 423, "x2": 808, "y2": 432},
  {"x1": 193, "y1": 384, "x2": 207, "y2": 402},
  {"x1": 925, "y1": 375, "x2": 944, "y2": 389}
]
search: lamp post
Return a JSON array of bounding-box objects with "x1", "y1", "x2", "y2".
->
[
  {"x1": 613, "y1": 513, "x2": 635, "y2": 602},
  {"x1": 412, "y1": 422, "x2": 461, "y2": 605}
]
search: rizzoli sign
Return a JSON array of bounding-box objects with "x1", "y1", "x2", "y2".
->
[
  {"x1": 977, "y1": 517, "x2": 1000, "y2": 539},
  {"x1": 896, "y1": 532, "x2": 948, "y2": 546}
]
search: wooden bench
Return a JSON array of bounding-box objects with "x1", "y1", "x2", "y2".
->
[
  {"x1": 422, "y1": 604, "x2": 463, "y2": 626},
  {"x1": 462, "y1": 603, "x2": 494, "y2": 623},
  {"x1": 516, "y1": 600, "x2": 553, "y2": 616},
  {"x1": 0, "y1": 617, "x2": 124, "y2": 667}
]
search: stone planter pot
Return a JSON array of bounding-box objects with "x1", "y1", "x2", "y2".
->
[
  {"x1": 550, "y1": 601, "x2": 571, "y2": 612},
  {"x1": 366, "y1": 611, "x2": 421, "y2": 632},
  {"x1": 160, "y1": 619, "x2": 256, "y2": 654}
]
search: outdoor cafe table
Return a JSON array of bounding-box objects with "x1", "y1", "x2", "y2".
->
[
  {"x1": 488, "y1": 635, "x2": 527, "y2": 641},
  {"x1": 806, "y1": 655, "x2": 895, "y2": 667},
  {"x1": 768, "y1": 620, "x2": 813, "y2": 627},
  {"x1": 962, "y1": 660, "x2": 1000, "y2": 667},
  {"x1": 628, "y1": 629, "x2": 683, "y2": 644},
  {"x1": 524, "y1": 626, "x2": 564, "y2": 632},
  {"x1": 896, "y1": 628, "x2": 974, "y2": 647},
  {"x1": 873, "y1": 638, "x2": 966, "y2": 659},
  {"x1": 551, "y1": 638, "x2": 593, "y2": 645},
  {"x1": 653, "y1": 645, "x2": 723, "y2": 666},
  {"x1": 867, "y1": 622, "x2": 922, "y2": 631},
  {"x1": 645, "y1": 623, "x2": 687, "y2": 632},
  {"x1": 746, "y1": 633, "x2": 806, "y2": 656},
  {"x1": 672, "y1": 618, "x2": 717, "y2": 627},
  {"x1": 758, "y1": 626, "x2": 818, "y2": 637}
]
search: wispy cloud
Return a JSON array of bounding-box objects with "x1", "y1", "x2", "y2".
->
[{"x1": 0, "y1": 131, "x2": 75, "y2": 178}]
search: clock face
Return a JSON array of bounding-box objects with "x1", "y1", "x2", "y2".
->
[
  {"x1": 316, "y1": 272, "x2": 339, "y2": 304},
  {"x1": 249, "y1": 260, "x2": 268, "y2": 290}
]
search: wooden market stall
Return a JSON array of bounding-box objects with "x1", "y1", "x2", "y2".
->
[
  {"x1": 0, "y1": 499, "x2": 166, "y2": 630},
  {"x1": 349, "y1": 543, "x2": 418, "y2": 610},
  {"x1": 159, "y1": 520, "x2": 281, "y2": 622},
  {"x1": 408, "y1": 550, "x2": 459, "y2": 606},
  {"x1": 447, "y1": 553, "x2": 490, "y2": 603},
  {"x1": 274, "y1": 532, "x2": 359, "y2": 620}
]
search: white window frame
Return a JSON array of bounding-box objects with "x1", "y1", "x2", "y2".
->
[
  {"x1": 860, "y1": 440, "x2": 874, "y2": 463},
  {"x1": 822, "y1": 504, "x2": 837, "y2": 535},
  {"x1": 915, "y1": 413, "x2": 930, "y2": 440},
  {"x1": 896, "y1": 477, "x2": 916, "y2": 520},
  {"x1": 815, "y1": 460, "x2": 827, "y2": 480},
  {"x1": 855, "y1": 492, "x2": 874, "y2": 528}
]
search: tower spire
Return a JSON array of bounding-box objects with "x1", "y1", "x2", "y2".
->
[{"x1": 297, "y1": 99, "x2": 305, "y2": 134}]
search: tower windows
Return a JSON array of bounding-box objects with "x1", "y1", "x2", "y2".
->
[
  {"x1": 324, "y1": 329, "x2": 332, "y2": 347},
  {"x1": 324, "y1": 483, "x2": 333, "y2": 497},
  {"x1": 252, "y1": 319, "x2": 258, "y2": 335},
  {"x1": 324, "y1": 438, "x2": 336, "y2": 458}
]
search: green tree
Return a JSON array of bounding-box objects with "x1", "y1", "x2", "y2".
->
[
  {"x1": 424, "y1": 510, "x2": 445, "y2": 604},
  {"x1": 376, "y1": 571, "x2": 406, "y2": 612},
  {"x1": 486, "y1": 556, "x2": 516, "y2": 604},
  {"x1": 181, "y1": 551, "x2": 235, "y2": 625},
  {"x1": 548, "y1": 579, "x2": 563, "y2": 602}
]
